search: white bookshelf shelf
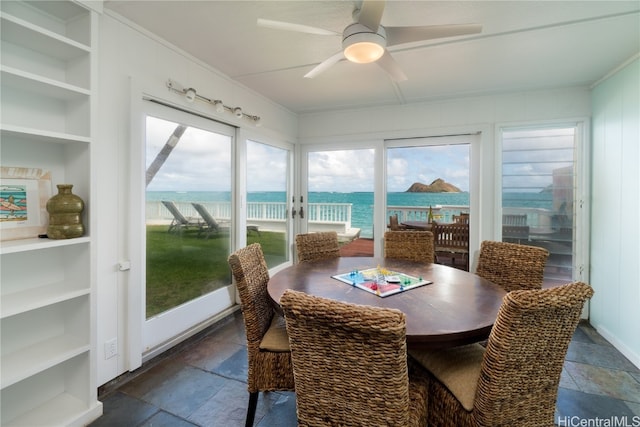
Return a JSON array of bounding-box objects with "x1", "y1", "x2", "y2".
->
[
  {"x1": 1, "y1": 281, "x2": 90, "y2": 319},
  {"x1": 1, "y1": 66, "x2": 90, "y2": 99},
  {"x1": 0, "y1": 12, "x2": 91, "y2": 60},
  {"x1": 0, "y1": 125, "x2": 91, "y2": 145},
  {"x1": 1, "y1": 335, "x2": 90, "y2": 389},
  {"x1": 0, "y1": 236, "x2": 90, "y2": 255}
]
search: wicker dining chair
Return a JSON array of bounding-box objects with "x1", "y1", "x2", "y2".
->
[
  {"x1": 384, "y1": 230, "x2": 435, "y2": 263},
  {"x1": 476, "y1": 240, "x2": 549, "y2": 292},
  {"x1": 227, "y1": 244, "x2": 295, "y2": 427},
  {"x1": 410, "y1": 282, "x2": 594, "y2": 427},
  {"x1": 280, "y1": 289, "x2": 429, "y2": 427},
  {"x1": 295, "y1": 231, "x2": 341, "y2": 262}
]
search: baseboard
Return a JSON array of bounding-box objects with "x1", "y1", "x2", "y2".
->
[{"x1": 591, "y1": 322, "x2": 640, "y2": 369}]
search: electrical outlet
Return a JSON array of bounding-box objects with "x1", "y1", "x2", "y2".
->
[{"x1": 104, "y1": 338, "x2": 118, "y2": 360}]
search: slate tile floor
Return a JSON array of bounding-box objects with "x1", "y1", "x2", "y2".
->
[{"x1": 92, "y1": 310, "x2": 640, "y2": 427}]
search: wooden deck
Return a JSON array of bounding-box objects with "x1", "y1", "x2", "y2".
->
[{"x1": 339, "y1": 238, "x2": 374, "y2": 257}]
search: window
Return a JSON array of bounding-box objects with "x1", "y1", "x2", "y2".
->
[{"x1": 501, "y1": 125, "x2": 583, "y2": 285}]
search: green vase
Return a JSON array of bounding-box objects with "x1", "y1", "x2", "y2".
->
[{"x1": 46, "y1": 184, "x2": 85, "y2": 239}]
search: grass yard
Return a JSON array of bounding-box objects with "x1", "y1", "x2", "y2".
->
[{"x1": 146, "y1": 225, "x2": 287, "y2": 317}]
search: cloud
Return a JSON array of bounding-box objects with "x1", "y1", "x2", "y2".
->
[
  {"x1": 387, "y1": 144, "x2": 470, "y2": 192},
  {"x1": 146, "y1": 117, "x2": 231, "y2": 191},
  {"x1": 146, "y1": 116, "x2": 472, "y2": 194}
]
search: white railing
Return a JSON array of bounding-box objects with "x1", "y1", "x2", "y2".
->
[
  {"x1": 387, "y1": 205, "x2": 469, "y2": 224},
  {"x1": 307, "y1": 203, "x2": 352, "y2": 225},
  {"x1": 147, "y1": 201, "x2": 353, "y2": 233},
  {"x1": 147, "y1": 201, "x2": 558, "y2": 236}
]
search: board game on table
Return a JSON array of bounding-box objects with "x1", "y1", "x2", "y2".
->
[{"x1": 332, "y1": 266, "x2": 432, "y2": 297}]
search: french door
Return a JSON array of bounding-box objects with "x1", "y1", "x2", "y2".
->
[
  {"x1": 299, "y1": 145, "x2": 376, "y2": 257},
  {"x1": 246, "y1": 139, "x2": 292, "y2": 268}
]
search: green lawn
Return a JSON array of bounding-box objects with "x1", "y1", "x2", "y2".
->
[{"x1": 146, "y1": 225, "x2": 287, "y2": 317}]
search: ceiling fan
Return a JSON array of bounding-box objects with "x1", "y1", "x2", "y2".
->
[{"x1": 258, "y1": 0, "x2": 482, "y2": 81}]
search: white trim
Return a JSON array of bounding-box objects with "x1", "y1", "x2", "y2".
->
[
  {"x1": 143, "y1": 305, "x2": 240, "y2": 363},
  {"x1": 590, "y1": 53, "x2": 640, "y2": 89},
  {"x1": 128, "y1": 82, "x2": 239, "y2": 368}
]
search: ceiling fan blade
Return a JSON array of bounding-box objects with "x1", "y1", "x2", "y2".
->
[
  {"x1": 386, "y1": 24, "x2": 482, "y2": 47},
  {"x1": 356, "y1": 0, "x2": 385, "y2": 32},
  {"x1": 257, "y1": 18, "x2": 340, "y2": 36},
  {"x1": 304, "y1": 51, "x2": 345, "y2": 79},
  {"x1": 377, "y1": 50, "x2": 407, "y2": 82}
]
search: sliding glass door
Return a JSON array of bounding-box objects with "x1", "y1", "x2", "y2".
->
[
  {"x1": 386, "y1": 136, "x2": 472, "y2": 269},
  {"x1": 142, "y1": 100, "x2": 236, "y2": 353}
]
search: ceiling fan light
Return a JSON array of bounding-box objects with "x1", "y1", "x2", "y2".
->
[
  {"x1": 342, "y1": 24, "x2": 387, "y2": 64},
  {"x1": 344, "y1": 42, "x2": 384, "y2": 64}
]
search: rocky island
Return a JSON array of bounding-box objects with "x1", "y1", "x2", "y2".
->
[{"x1": 406, "y1": 179, "x2": 461, "y2": 193}]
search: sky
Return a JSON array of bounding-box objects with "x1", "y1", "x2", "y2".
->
[
  {"x1": 145, "y1": 116, "x2": 472, "y2": 193},
  {"x1": 145, "y1": 116, "x2": 575, "y2": 195},
  {"x1": 309, "y1": 145, "x2": 470, "y2": 193}
]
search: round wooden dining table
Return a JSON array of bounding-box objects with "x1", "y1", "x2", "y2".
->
[{"x1": 268, "y1": 257, "x2": 506, "y2": 349}]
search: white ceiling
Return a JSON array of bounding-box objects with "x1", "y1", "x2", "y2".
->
[{"x1": 104, "y1": 1, "x2": 640, "y2": 114}]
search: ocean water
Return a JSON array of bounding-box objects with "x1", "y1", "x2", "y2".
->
[{"x1": 148, "y1": 191, "x2": 552, "y2": 238}]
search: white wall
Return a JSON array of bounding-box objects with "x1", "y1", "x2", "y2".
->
[
  {"x1": 590, "y1": 58, "x2": 640, "y2": 367},
  {"x1": 298, "y1": 88, "x2": 591, "y2": 140},
  {"x1": 95, "y1": 11, "x2": 298, "y2": 385}
]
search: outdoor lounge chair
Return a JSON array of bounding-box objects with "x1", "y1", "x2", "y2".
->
[
  {"x1": 161, "y1": 200, "x2": 201, "y2": 233},
  {"x1": 191, "y1": 202, "x2": 230, "y2": 239}
]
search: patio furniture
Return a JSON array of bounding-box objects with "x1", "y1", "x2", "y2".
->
[
  {"x1": 502, "y1": 224, "x2": 530, "y2": 243},
  {"x1": 476, "y1": 240, "x2": 549, "y2": 292},
  {"x1": 384, "y1": 230, "x2": 435, "y2": 263},
  {"x1": 295, "y1": 231, "x2": 340, "y2": 262},
  {"x1": 280, "y1": 289, "x2": 429, "y2": 426},
  {"x1": 433, "y1": 222, "x2": 469, "y2": 270},
  {"x1": 161, "y1": 200, "x2": 201, "y2": 233},
  {"x1": 453, "y1": 213, "x2": 469, "y2": 224},
  {"x1": 227, "y1": 244, "x2": 295, "y2": 427},
  {"x1": 410, "y1": 282, "x2": 594, "y2": 427},
  {"x1": 246, "y1": 224, "x2": 261, "y2": 236},
  {"x1": 402, "y1": 220, "x2": 433, "y2": 231},
  {"x1": 503, "y1": 213, "x2": 527, "y2": 226},
  {"x1": 389, "y1": 214, "x2": 408, "y2": 230},
  {"x1": 191, "y1": 202, "x2": 230, "y2": 239}
]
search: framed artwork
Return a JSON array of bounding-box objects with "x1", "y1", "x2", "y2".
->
[{"x1": 0, "y1": 167, "x2": 52, "y2": 241}]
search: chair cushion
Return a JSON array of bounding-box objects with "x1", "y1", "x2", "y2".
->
[
  {"x1": 259, "y1": 314, "x2": 290, "y2": 352},
  {"x1": 409, "y1": 343, "x2": 485, "y2": 411}
]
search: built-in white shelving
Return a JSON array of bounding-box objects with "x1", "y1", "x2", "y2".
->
[{"x1": 0, "y1": 0, "x2": 101, "y2": 425}]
